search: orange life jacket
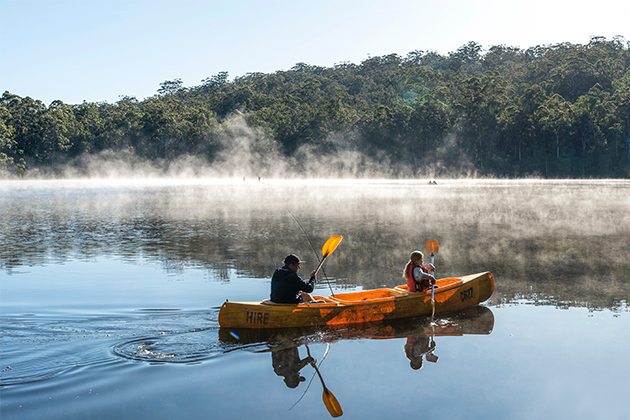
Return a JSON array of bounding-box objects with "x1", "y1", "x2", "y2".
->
[{"x1": 407, "y1": 263, "x2": 431, "y2": 292}]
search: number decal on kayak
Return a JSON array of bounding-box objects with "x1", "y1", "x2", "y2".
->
[
  {"x1": 246, "y1": 310, "x2": 269, "y2": 325},
  {"x1": 460, "y1": 287, "x2": 474, "y2": 302}
]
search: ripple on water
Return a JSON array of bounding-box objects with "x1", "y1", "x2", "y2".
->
[
  {"x1": 111, "y1": 330, "x2": 228, "y2": 364},
  {"x1": 0, "y1": 311, "x2": 222, "y2": 386}
]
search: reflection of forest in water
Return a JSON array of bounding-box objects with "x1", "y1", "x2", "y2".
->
[{"x1": 1, "y1": 179, "x2": 629, "y2": 310}]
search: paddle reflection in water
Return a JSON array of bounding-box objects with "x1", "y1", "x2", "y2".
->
[
  {"x1": 219, "y1": 306, "x2": 493, "y2": 416},
  {"x1": 263, "y1": 340, "x2": 342, "y2": 417},
  {"x1": 306, "y1": 344, "x2": 343, "y2": 418}
]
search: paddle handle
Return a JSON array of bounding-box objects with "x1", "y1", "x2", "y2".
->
[
  {"x1": 430, "y1": 253, "x2": 436, "y2": 316},
  {"x1": 313, "y1": 256, "x2": 327, "y2": 277}
]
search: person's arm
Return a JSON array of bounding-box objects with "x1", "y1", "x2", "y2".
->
[
  {"x1": 420, "y1": 271, "x2": 435, "y2": 281},
  {"x1": 291, "y1": 272, "x2": 315, "y2": 293},
  {"x1": 414, "y1": 267, "x2": 435, "y2": 285},
  {"x1": 303, "y1": 275, "x2": 315, "y2": 293},
  {"x1": 297, "y1": 355, "x2": 315, "y2": 370},
  {"x1": 307, "y1": 270, "x2": 317, "y2": 288},
  {"x1": 422, "y1": 271, "x2": 436, "y2": 285}
]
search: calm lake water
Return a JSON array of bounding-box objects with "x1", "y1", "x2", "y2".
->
[{"x1": 1, "y1": 178, "x2": 629, "y2": 420}]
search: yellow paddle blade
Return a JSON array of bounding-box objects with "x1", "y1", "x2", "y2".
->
[
  {"x1": 322, "y1": 236, "x2": 343, "y2": 258},
  {"x1": 426, "y1": 240, "x2": 439, "y2": 256},
  {"x1": 323, "y1": 388, "x2": 343, "y2": 417}
]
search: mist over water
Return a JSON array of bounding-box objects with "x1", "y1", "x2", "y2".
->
[{"x1": 2, "y1": 178, "x2": 628, "y2": 310}]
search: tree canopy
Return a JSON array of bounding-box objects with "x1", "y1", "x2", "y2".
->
[{"x1": 2, "y1": 37, "x2": 630, "y2": 178}]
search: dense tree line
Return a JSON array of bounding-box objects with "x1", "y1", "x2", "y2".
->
[{"x1": 2, "y1": 36, "x2": 630, "y2": 178}]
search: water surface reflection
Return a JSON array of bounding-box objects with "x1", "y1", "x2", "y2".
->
[{"x1": 220, "y1": 306, "x2": 493, "y2": 417}]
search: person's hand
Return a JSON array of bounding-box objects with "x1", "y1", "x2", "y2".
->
[
  {"x1": 423, "y1": 262, "x2": 435, "y2": 271},
  {"x1": 310, "y1": 270, "x2": 317, "y2": 278}
]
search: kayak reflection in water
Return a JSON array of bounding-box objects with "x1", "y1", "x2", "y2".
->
[
  {"x1": 404, "y1": 332, "x2": 438, "y2": 370},
  {"x1": 271, "y1": 345, "x2": 315, "y2": 388}
]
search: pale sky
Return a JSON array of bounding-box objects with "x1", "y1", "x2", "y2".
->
[{"x1": 1, "y1": 0, "x2": 628, "y2": 105}]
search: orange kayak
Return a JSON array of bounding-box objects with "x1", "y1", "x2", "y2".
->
[{"x1": 218, "y1": 271, "x2": 494, "y2": 329}]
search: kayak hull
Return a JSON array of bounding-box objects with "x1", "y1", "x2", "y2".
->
[
  {"x1": 219, "y1": 305, "x2": 495, "y2": 346},
  {"x1": 218, "y1": 271, "x2": 494, "y2": 329}
]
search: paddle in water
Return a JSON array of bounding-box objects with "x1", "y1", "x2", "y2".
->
[
  {"x1": 425, "y1": 240, "x2": 440, "y2": 361},
  {"x1": 306, "y1": 345, "x2": 343, "y2": 417},
  {"x1": 426, "y1": 240, "x2": 439, "y2": 320}
]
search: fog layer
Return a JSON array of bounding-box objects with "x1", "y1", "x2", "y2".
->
[{"x1": 2, "y1": 179, "x2": 628, "y2": 311}]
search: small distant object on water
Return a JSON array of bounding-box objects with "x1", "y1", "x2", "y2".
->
[{"x1": 428, "y1": 179, "x2": 438, "y2": 185}]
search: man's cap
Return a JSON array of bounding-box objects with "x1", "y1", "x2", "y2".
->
[{"x1": 284, "y1": 254, "x2": 305, "y2": 265}]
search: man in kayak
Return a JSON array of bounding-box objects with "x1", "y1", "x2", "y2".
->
[
  {"x1": 403, "y1": 251, "x2": 436, "y2": 292},
  {"x1": 270, "y1": 254, "x2": 318, "y2": 303}
]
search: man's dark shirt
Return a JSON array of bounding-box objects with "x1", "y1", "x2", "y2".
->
[{"x1": 270, "y1": 266, "x2": 315, "y2": 303}]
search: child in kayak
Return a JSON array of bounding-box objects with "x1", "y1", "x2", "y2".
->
[{"x1": 403, "y1": 251, "x2": 435, "y2": 292}]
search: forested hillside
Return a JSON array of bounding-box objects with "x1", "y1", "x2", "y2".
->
[{"x1": 2, "y1": 36, "x2": 630, "y2": 178}]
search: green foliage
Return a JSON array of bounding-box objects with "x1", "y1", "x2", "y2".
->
[{"x1": 2, "y1": 37, "x2": 630, "y2": 178}]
